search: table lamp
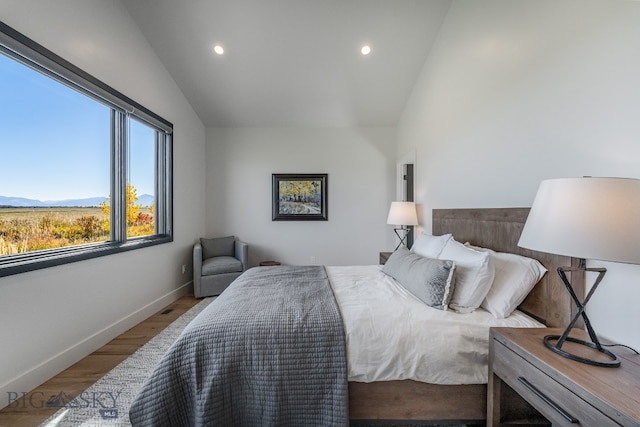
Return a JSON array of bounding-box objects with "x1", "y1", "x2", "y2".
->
[
  {"x1": 386, "y1": 201, "x2": 418, "y2": 250},
  {"x1": 518, "y1": 177, "x2": 640, "y2": 367}
]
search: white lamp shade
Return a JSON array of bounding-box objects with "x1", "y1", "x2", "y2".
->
[
  {"x1": 386, "y1": 201, "x2": 418, "y2": 226},
  {"x1": 518, "y1": 177, "x2": 640, "y2": 264}
]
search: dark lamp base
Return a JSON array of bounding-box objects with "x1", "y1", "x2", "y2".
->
[
  {"x1": 393, "y1": 227, "x2": 410, "y2": 251},
  {"x1": 549, "y1": 264, "x2": 622, "y2": 368},
  {"x1": 544, "y1": 334, "x2": 621, "y2": 368}
]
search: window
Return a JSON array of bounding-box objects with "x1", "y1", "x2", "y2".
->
[
  {"x1": 0, "y1": 21, "x2": 173, "y2": 277},
  {"x1": 127, "y1": 118, "x2": 157, "y2": 238}
]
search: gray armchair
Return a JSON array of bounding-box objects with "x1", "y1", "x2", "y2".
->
[{"x1": 193, "y1": 236, "x2": 248, "y2": 298}]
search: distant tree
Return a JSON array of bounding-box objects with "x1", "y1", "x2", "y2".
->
[
  {"x1": 126, "y1": 184, "x2": 141, "y2": 226},
  {"x1": 100, "y1": 183, "x2": 143, "y2": 226}
]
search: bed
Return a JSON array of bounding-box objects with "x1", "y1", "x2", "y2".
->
[
  {"x1": 348, "y1": 208, "x2": 584, "y2": 423},
  {"x1": 130, "y1": 208, "x2": 585, "y2": 425}
]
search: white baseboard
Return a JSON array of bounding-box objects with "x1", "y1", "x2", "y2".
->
[{"x1": 0, "y1": 281, "x2": 192, "y2": 411}]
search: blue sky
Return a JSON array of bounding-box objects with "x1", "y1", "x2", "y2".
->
[{"x1": 0, "y1": 53, "x2": 154, "y2": 201}]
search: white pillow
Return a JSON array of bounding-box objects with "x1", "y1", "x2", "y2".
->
[
  {"x1": 411, "y1": 232, "x2": 452, "y2": 259},
  {"x1": 477, "y1": 248, "x2": 547, "y2": 319},
  {"x1": 438, "y1": 239, "x2": 494, "y2": 313}
]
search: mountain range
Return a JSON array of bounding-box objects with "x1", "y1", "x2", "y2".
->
[{"x1": 0, "y1": 194, "x2": 154, "y2": 208}]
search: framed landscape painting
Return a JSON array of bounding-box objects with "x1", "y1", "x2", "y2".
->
[{"x1": 272, "y1": 174, "x2": 328, "y2": 221}]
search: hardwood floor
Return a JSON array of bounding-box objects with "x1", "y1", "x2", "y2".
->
[{"x1": 0, "y1": 294, "x2": 200, "y2": 427}]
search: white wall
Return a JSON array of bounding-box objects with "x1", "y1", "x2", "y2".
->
[
  {"x1": 206, "y1": 127, "x2": 397, "y2": 266},
  {"x1": 0, "y1": 0, "x2": 207, "y2": 409},
  {"x1": 398, "y1": 0, "x2": 640, "y2": 349}
]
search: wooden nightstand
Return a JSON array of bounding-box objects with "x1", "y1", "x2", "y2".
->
[
  {"x1": 259, "y1": 261, "x2": 281, "y2": 266},
  {"x1": 488, "y1": 327, "x2": 640, "y2": 426},
  {"x1": 379, "y1": 251, "x2": 392, "y2": 265}
]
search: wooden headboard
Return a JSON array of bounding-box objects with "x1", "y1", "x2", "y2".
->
[{"x1": 432, "y1": 208, "x2": 584, "y2": 328}]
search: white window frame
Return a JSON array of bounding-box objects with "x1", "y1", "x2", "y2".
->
[{"x1": 0, "y1": 21, "x2": 173, "y2": 277}]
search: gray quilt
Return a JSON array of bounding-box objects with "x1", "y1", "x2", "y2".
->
[{"x1": 129, "y1": 265, "x2": 349, "y2": 427}]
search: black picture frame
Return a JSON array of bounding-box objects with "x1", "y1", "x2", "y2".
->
[{"x1": 272, "y1": 174, "x2": 328, "y2": 221}]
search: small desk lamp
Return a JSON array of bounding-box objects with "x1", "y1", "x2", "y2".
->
[
  {"x1": 387, "y1": 201, "x2": 418, "y2": 250},
  {"x1": 518, "y1": 177, "x2": 640, "y2": 367}
]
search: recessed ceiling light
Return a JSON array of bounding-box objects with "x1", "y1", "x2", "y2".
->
[
  {"x1": 361, "y1": 45, "x2": 371, "y2": 55},
  {"x1": 213, "y1": 44, "x2": 224, "y2": 55}
]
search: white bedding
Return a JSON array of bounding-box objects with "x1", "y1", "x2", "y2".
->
[{"x1": 326, "y1": 265, "x2": 544, "y2": 385}]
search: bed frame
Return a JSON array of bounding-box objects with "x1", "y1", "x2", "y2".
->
[{"x1": 348, "y1": 208, "x2": 585, "y2": 424}]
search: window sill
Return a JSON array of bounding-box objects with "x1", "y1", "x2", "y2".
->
[{"x1": 0, "y1": 235, "x2": 173, "y2": 277}]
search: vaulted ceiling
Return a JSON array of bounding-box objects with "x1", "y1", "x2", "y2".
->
[{"x1": 122, "y1": 0, "x2": 452, "y2": 127}]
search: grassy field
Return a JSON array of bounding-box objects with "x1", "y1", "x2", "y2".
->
[
  {"x1": 0, "y1": 207, "x2": 105, "y2": 221},
  {"x1": 0, "y1": 207, "x2": 153, "y2": 255}
]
